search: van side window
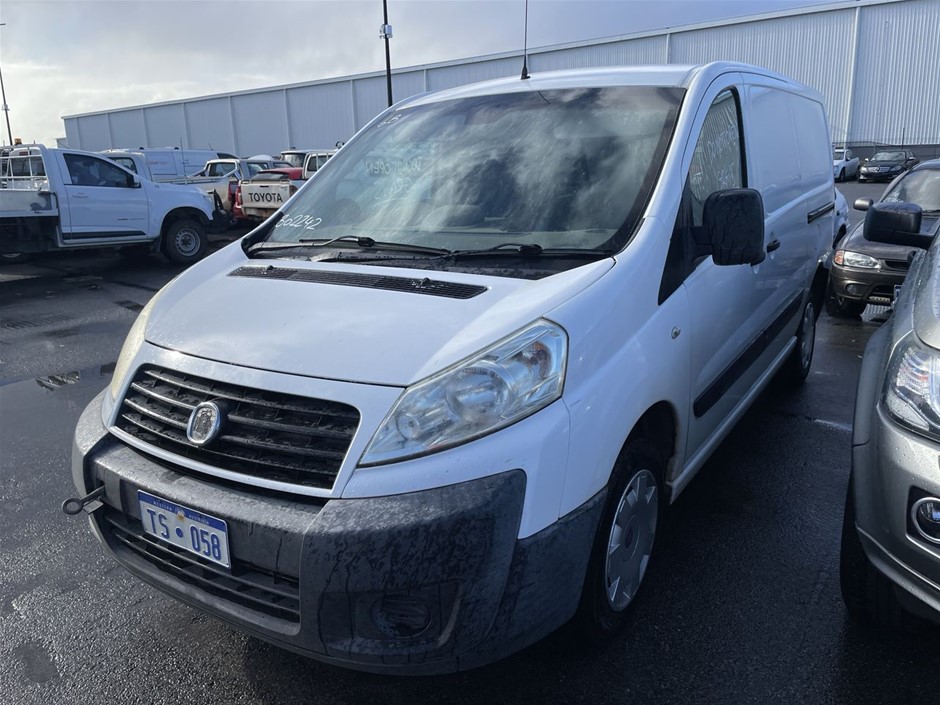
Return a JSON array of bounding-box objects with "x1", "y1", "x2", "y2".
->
[{"x1": 659, "y1": 90, "x2": 744, "y2": 303}]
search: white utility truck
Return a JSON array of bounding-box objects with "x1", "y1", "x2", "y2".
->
[{"x1": 0, "y1": 144, "x2": 228, "y2": 264}]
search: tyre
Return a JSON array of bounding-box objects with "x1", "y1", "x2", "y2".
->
[
  {"x1": 574, "y1": 437, "x2": 664, "y2": 641},
  {"x1": 838, "y1": 168, "x2": 845, "y2": 183},
  {"x1": 780, "y1": 298, "x2": 816, "y2": 385},
  {"x1": 163, "y1": 219, "x2": 207, "y2": 265},
  {"x1": 0, "y1": 252, "x2": 30, "y2": 265},
  {"x1": 840, "y1": 476, "x2": 905, "y2": 628}
]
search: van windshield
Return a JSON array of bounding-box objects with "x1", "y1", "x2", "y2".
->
[{"x1": 264, "y1": 87, "x2": 683, "y2": 260}]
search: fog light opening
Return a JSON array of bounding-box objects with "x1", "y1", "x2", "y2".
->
[
  {"x1": 372, "y1": 593, "x2": 432, "y2": 638},
  {"x1": 911, "y1": 497, "x2": 940, "y2": 545}
]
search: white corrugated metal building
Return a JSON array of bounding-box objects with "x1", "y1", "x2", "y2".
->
[{"x1": 62, "y1": 0, "x2": 940, "y2": 157}]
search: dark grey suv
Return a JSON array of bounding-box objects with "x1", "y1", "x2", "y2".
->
[{"x1": 841, "y1": 200, "x2": 940, "y2": 627}]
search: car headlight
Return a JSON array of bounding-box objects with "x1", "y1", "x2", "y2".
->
[
  {"x1": 835, "y1": 250, "x2": 880, "y2": 269},
  {"x1": 883, "y1": 334, "x2": 940, "y2": 442},
  {"x1": 109, "y1": 294, "x2": 159, "y2": 400},
  {"x1": 360, "y1": 320, "x2": 567, "y2": 466}
]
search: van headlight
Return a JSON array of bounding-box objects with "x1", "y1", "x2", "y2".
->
[
  {"x1": 360, "y1": 320, "x2": 567, "y2": 466},
  {"x1": 109, "y1": 295, "x2": 159, "y2": 400},
  {"x1": 882, "y1": 334, "x2": 940, "y2": 441}
]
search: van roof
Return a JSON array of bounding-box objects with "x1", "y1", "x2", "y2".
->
[{"x1": 401, "y1": 62, "x2": 818, "y2": 108}]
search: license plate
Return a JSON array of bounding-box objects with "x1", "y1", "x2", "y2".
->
[{"x1": 138, "y1": 491, "x2": 231, "y2": 568}]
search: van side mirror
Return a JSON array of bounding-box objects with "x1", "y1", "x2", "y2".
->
[
  {"x1": 854, "y1": 198, "x2": 873, "y2": 211},
  {"x1": 863, "y1": 202, "x2": 932, "y2": 249},
  {"x1": 126, "y1": 173, "x2": 141, "y2": 188},
  {"x1": 701, "y1": 188, "x2": 766, "y2": 266}
]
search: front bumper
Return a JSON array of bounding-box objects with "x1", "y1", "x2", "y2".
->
[
  {"x1": 859, "y1": 168, "x2": 902, "y2": 182},
  {"x1": 829, "y1": 263, "x2": 907, "y2": 306},
  {"x1": 852, "y1": 402, "x2": 940, "y2": 623},
  {"x1": 73, "y1": 393, "x2": 603, "y2": 674}
]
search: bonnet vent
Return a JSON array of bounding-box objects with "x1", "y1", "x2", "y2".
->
[{"x1": 228, "y1": 266, "x2": 487, "y2": 300}]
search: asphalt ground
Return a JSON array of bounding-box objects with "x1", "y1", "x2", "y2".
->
[{"x1": 2, "y1": 184, "x2": 938, "y2": 705}]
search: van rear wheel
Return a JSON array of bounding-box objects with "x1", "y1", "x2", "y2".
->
[
  {"x1": 574, "y1": 438, "x2": 664, "y2": 641},
  {"x1": 163, "y1": 219, "x2": 207, "y2": 265}
]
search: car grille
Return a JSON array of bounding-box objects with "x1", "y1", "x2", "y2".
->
[
  {"x1": 100, "y1": 508, "x2": 300, "y2": 623},
  {"x1": 883, "y1": 259, "x2": 911, "y2": 271},
  {"x1": 115, "y1": 366, "x2": 360, "y2": 490}
]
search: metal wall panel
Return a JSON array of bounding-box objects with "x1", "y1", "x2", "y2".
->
[
  {"x1": 75, "y1": 114, "x2": 111, "y2": 151},
  {"x1": 108, "y1": 110, "x2": 147, "y2": 150},
  {"x1": 185, "y1": 98, "x2": 236, "y2": 152},
  {"x1": 426, "y1": 57, "x2": 519, "y2": 91},
  {"x1": 63, "y1": 119, "x2": 81, "y2": 150},
  {"x1": 286, "y1": 82, "x2": 356, "y2": 149},
  {"x1": 143, "y1": 104, "x2": 187, "y2": 150},
  {"x1": 62, "y1": 1, "x2": 935, "y2": 151},
  {"x1": 231, "y1": 92, "x2": 289, "y2": 156},
  {"x1": 851, "y1": 0, "x2": 940, "y2": 145},
  {"x1": 670, "y1": 10, "x2": 856, "y2": 143},
  {"x1": 532, "y1": 36, "x2": 667, "y2": 71},
  {"x1": 352, "y1": 71, "x2": 426, "y2": 131}
]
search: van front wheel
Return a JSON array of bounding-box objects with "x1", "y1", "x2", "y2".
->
[
  {"x1": 574, "y1": 438, "x2": 664, "y2": 641},
  {"x1": 781, "y1": 299, "x2": 816, "y2": 385},
  {"x1": 163, "y1": 219, "x2": 207, "y2": 265}
]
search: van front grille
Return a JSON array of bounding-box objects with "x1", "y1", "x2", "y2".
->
[{"x1": 114, "y1": 366, "x2": 359, "y2": 490}]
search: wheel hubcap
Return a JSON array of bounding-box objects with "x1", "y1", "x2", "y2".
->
[
  {"x1": 800, "y1": 303, "x2": 815, "y2": 369},
  {"x1": 175, "y1": 228, "x2": 199, "y2": 256},
  {"x1": 605, "y1": 469, "x2": 658, "y2": 611}
]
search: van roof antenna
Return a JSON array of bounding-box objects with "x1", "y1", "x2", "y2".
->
[{"x1": 520, "y1": 0, "x2": 530, "y2": 80}]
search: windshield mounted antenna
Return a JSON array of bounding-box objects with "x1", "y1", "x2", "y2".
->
[{"x1": 520, "y1": 0, "x2": 530, "y2": 80}]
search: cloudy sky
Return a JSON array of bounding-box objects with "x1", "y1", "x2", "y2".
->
[{"x1": 1, "y1": 0, "x2": 840, "y2": 147}]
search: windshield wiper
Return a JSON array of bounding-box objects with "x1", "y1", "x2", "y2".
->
[
  {"x1": 443, "y1": 243, "x2": 615, "y2": 259},
  {"x1": 247, "y1": 236, "x2": 450, "y2": 257}
]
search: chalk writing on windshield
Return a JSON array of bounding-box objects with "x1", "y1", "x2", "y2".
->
[
  {"x1": 364, "y1": 156, "x2": 425, "y2": 177},
  {"x1": 275, "y1": 215, "x2": 323, "y2": 230}
]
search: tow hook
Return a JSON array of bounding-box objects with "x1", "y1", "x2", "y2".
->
[{"x1": 62, "y1": 486, "x2": 106, "y2": 516}]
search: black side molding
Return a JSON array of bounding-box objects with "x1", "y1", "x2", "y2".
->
[
  {"x1": 807, "y1": 202, "x2": 835, "y2": 224},
  {"x1": 693, "y1": 291, "x2": 804, "y2": 418}
]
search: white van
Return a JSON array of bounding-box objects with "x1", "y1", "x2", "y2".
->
[
  {"x1": 100, "y1": 148, "x2": 235, "y2": 181},
  {"x1": 71, "y1": 63, "x2": 833, "y2": 674}
]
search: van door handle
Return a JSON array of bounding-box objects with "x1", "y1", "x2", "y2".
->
[
  {"x1": 766, "y1": 239, "x2": 781, "y2": 253},
  {"x1": 72, "y1": 193, "x2": 90, "y2": 199}
]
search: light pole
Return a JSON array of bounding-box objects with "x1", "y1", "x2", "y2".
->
[
  {"x1": 0, "y1": 23, "x2": 12, "y2": 145},
  {"x1": 380, "y1": 1, "x2": 393, "y2": 107}
]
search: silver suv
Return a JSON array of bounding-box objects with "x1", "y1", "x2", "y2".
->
[{"x1": 841, "y1": 199, "x2": 940, "y2": 626}]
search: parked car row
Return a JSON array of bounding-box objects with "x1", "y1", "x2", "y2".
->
[
  {"x1": 234, "y1": 149, "x2": 336, "y2": 222},
  {"x1": 833, "y1": 147, "x2": 922, "y2": 183}
]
